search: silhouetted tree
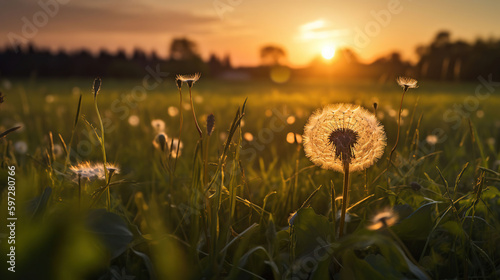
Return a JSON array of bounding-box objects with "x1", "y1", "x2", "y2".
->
[{"x1": 260, "y1": 45, "x2": 286, "y2": 65}]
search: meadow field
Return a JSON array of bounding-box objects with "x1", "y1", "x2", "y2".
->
[{"x1": 1, "y1": 77, "x2": 500, "y2": 279}]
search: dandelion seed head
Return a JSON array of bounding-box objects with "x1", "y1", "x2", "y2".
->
[
  {"x1": 153, "y1": 132, "x2": 169, "y2": 152},
  {"x1": 14, "y1": 141, "x2": 28, "y2": 154},
  {"x1": 176, "y1": 73, "x2": 201, "y2": 88},
  {"x1": 168, "y1": 106, "x2": 179, "y2": 117},
  {"x1": 128, "y1": 115, "x2": 140, "y2": 127},
  {"x1": 396, "y1": 76, "x2": 418, "y2": 90},
  {"x1": 303, "y1": 103, "x2": 386, "y2": 173},
  {"x1": 170, "y1": 138, "x2": 184, "y2": 158},
  {"x1": 243, "y1": 132, "x2": 254, "y2": 142},
  {"x1": 426, "y1": 134, "x2": 438, "y2": 145},
  {"x1": 70, "y1": 162, "x2": 120, "y2": 181},
  {"x1": 53, "y1": 144, "x2": 64, "y2": 158},
  {"x1": 367, "y1": 209, "x2": 398, "y2": 230},
  {"x1": 151, "y1": 119, "x2": 165, "y2": 133}
]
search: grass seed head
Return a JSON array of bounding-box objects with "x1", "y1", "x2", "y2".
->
[
  {"x1": 206, "y1": 113, "x2": 215, "y2": 136},
  {"x1": 93, "y1": 77, "x2": 101, "y2": 97}
]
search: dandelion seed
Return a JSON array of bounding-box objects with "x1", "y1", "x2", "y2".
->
[
  {"x1": 93, "y1": 77, "x2": 101, "y2": 97},
  {"x1": 168, "y1": 106, "x2": 179, "y2": 117},
  {"x1": 182, "y1": 103, "x2": 191, "y2": 111},
  {"x1": 287, "y1": 116, "x2": 296, "y2": 124},
  {"x1": 426, "y1": 135, "x2": 438, "y2": 145},
  {"x1": 14, "y1": 141, "x2": 28, "y2": 154},
  {"x1": 396, "y1": 76, "x2": 418, "y2": 91},
  {"x1": 70, "y1": 162, "x2": 120, "y2": 181},
  {"x1": 303, "y1": 103, "x2": 387, "y2": 173},
  {"x1": 286, "y1": 132, "x2": 295, "y2": 144},
  {"x1": 206, "y1": 114, "x2": 215, "y2": 136},
  {"x1": 476, "y1": 110, "x2": 485, "y2": 118},
  {"x1": 176, "y1": 73, "x2": 201, "y2": 88},
  {"x1": 243, "y1": 132, "x2": 254, "y2": 142},
  {"x1": 367, "y1": 209, "x2": 398, "y2": 230},
  {"x1": 151, "y1": 119, "x2": 165, "y2": 133},
  {"x1": 128, "y1": 115, "x2": 140, "y2": 127},
  {"x1": 388, "y1": 109, "x2": 397, "y2": 118}
]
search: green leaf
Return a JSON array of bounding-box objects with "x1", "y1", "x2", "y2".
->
[
  {"x1": 290, "y1": 208, "x2": 334, "y2": 258},
  {"x1": 392, "y1": 202, "x2": 441, "y2": 240},
  {"x1": 27, "y1": 187, "x2": 52, "y2": 219},
  {"x1": 86, "y1": 210, "x2": 133, "y2": 259}
]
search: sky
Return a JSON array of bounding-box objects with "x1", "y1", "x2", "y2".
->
[{"x1": 1, "y1": 0, "x2": 500, "y2": 67}]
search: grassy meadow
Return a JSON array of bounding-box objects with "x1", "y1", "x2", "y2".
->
[{"x1": 1, "y1": 77, "x2": 500, "y2": 279}]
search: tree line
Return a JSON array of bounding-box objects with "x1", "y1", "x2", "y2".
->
[{"x1": 1, "y1": 31, "x2": 499, "y2": 81}]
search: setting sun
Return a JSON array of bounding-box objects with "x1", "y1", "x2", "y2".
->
[{"x1": 321, "y1": 45, "x2": 336, "y2": 59}]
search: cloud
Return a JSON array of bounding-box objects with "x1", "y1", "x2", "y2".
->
[{"x1": 1, "y1": 0, "x2": 219, "y2": 36}]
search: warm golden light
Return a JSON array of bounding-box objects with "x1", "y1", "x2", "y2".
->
[{"x1": 321, "y1": 45, "x2": 336, "y2": 59}]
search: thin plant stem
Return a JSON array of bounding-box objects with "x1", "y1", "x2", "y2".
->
[
  {"x1": 78, "y1": 174, "x2": 82, "y2": 210},
  {"x1": 339, "y1": 161, "x2": 350, "y2": 238},
  {"x1": 94, "y1": 97, "x2": 110, "y2": 211},
  {"x1": 189, "y1": 87, "x2": 203, "y2": 138},
  {"x1": 174, "y1": 87, "x2": 183, "y2": 173},
  {"x1": 387, "y1": 88, "x2": 407, "y2": 170}
]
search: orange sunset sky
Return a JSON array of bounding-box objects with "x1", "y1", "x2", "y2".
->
[{"x1": 1, "y1": 0, "x2": 500, "y2": 67}]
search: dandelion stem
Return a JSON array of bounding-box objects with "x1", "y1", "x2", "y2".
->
[
  {"x1": 387, "y1": 88, "x2": 407, "y2": 171},
  {"x1": 339, "y1": 161, "x2": 350, "y2": 238},
  {"x1": 94, "y1": 96, "x2": 109, "y2": 211},
  {"x1": 189, "y1": 87, "x2": 203, "y2": 138}
]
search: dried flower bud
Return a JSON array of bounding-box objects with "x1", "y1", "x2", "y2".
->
[
  {"x1": 410, "y1": 181, "x2": 422, "y2": 191},
  {"x1": 373, "y1": 102, "x2": 378, "y2": 110},
  {"x1": 206, "y1": 113, "x2": 215, "y2": 136}
]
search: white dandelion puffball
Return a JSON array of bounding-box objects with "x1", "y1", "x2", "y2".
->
[{"x1": 303, "y1": 103, "x2": 387, "y2": 173}]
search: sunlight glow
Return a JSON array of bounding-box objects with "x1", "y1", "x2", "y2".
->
[{"x1": 321, "y1": 45, "x2": 336, "y2": 59}]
